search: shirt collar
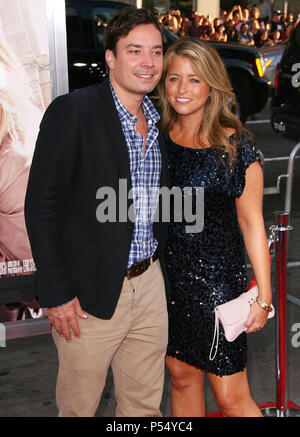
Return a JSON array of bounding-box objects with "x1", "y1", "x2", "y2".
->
[{"x1": 109, "y1": 79, "x2": 160, "y2": 126}]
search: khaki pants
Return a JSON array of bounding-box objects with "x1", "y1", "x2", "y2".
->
[{"x1": 52, "y1": 259, "x2": 168, "y2": 417}]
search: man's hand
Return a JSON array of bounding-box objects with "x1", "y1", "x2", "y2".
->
[{"x1": 48, "y1": 297, "x2": 88, "y2": 342}]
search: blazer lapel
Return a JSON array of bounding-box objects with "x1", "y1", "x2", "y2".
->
[
  {"x1": 97, "y1": 80, "x2": 132, "y2": 186},
  {"x1": 95, "y1": 80, "x2": 169, "y2": 190}
]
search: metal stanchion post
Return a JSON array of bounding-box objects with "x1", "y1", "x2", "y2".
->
[
  {"x1": 262, "y1": 212, "x2": 299, "y2": 417},
  {"x1": 275, "y1": 212, "x2": 291, "y2": 416}
]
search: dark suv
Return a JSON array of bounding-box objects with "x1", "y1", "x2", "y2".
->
[
  {"x1": 66, "y1": 0, "x2": 269, "y2": 122},
  {"x1": 271, "y1": 22, "x2": 300, "y2": 141}
]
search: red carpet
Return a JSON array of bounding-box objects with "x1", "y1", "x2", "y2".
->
[{"x1": 205, "y1": 400, "x2": 300, "y2": 417}]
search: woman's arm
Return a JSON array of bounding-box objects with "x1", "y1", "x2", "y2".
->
[{"x1": 235, "y1": 161, "x2": 272, "y2": 334}]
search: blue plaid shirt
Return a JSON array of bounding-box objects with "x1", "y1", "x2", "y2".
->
[{"x1": 110, "y1": 81, "x2": 161, "y2": 269}]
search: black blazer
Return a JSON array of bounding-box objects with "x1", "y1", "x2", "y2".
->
[{"x1": 25, "y1": 79, "x2": 170, "y2": 319}]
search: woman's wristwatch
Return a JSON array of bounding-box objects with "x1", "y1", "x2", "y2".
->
[{"x1": 256, "y1": 296, "x2": 273, "y2": 312}]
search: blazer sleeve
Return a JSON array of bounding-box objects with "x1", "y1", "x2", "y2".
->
[{"x1": 24, "y1": 93, "x2": 79, "y2": 308}]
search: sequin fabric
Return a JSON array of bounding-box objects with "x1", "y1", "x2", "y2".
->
[{"x1": 165, "y1": 133, "x2": 261, "y2": 376}]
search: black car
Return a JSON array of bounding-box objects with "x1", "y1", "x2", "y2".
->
[
  {"x1": 271, "y1": 22, "x2": 300, "y2": 141},
  {"x1": 206, "y1": 40, "x2": 269, "y2": 122},
  {"x1": 66, "y1": 0, "x2": 269, "y2": 122}
]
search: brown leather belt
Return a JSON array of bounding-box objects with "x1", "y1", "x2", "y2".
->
[{"x1": 125, "y1": 249, "x2": 159, "y2": 280}]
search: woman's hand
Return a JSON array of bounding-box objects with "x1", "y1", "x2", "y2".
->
[{"x1": 244, "y1": 302, "x2": 269, "y2": 334}]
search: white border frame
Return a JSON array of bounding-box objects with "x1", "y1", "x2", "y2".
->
[{"x1": 47, "y1": 0, "x2": 69, "y2": 98}]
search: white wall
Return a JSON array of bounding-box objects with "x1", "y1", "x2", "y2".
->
[{"x1": 193, "y1": 0, "x2": 220, "y2": 19}]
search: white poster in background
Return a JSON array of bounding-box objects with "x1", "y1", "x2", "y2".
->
[{"x1": 0, "y1": 0, "x2": 51, "y2": 321}]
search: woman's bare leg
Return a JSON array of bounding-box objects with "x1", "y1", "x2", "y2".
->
[
  {"x1": 166, "y1": 355, "x2": 206, "y2": 417},
  {"x1": 207, "y1": 368, "x2": 263, "y2": 417}
]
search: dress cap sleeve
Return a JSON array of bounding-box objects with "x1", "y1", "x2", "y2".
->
[{"x1": 235, "y1": 133, "x2": 262, "y2": 198}]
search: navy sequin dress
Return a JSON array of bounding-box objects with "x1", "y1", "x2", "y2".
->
[{"x1": 165, "y1": 133, "x2": 261, "y2": 376}]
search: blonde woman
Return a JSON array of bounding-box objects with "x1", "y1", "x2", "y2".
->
[
  {"x1": 0, "y1": 42, "x2": 42, "y2": 320},
  {"x1": 158, "y1": 39, "x2": 272, "y2": 417}
]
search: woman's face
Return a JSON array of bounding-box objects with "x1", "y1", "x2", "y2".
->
[
  {"x1": 241, "y1": 24, "x2": 249, "y2": 33},
  {"x1": 194, "y1": 15, "x2": 202, "y2": 25},
  {"x1": 165, "y1": 55, "x2": 211, "y2": 120}
]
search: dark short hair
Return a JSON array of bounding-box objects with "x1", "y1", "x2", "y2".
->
[{"x1": 103, "y1": 6, "x2": 163, "y2": 56}]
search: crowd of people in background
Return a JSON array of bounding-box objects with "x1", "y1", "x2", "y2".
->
[{"x1": 159, "y1": 4, "x2": 299, "y2": 47}]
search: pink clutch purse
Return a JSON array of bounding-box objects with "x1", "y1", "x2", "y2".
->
[{"x1": 209, "y1": 285, "x2": 275, "y2": 361}]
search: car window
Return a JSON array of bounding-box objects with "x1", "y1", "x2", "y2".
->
[
  {"x1": 92, "y1": 7, "x2": 122, "y2": 47},
  {"x1": 66, "y1": 6, "x2": 83, "y2": 49},
  {"x1": 66, "y1": 4, "x2": 127, "y2": 50},
  {"x1": 294, "y1": 23, "x2": 300, "y2": 47}
]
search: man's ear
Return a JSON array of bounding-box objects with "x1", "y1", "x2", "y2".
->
[{"x1": 105, "y1": 49, "x2": 115, "y2": 70}]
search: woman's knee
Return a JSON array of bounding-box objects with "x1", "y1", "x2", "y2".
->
[
  {"x1": 216, "y1": 393, "x2": 241, "y2": 416},
  {"x1": 217, "y1": 394, "x2": 260, "y2": 417},
  {"x1": 213, "y1": 385, "x2": 257, "y2": 416},
  {"x1": 208, "y1": 370, "x2": 257, "y2": 417},
  {"x1": 166, "y1": 355, "x2": 203, "y2": 390}
]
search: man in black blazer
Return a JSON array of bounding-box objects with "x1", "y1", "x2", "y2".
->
[{"x1": 25, "y1": 7, "x2": 169, "y2": 417}]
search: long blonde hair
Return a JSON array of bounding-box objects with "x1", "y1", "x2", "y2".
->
[
  {"x1": 0, "y1": 42, "x2": 42, "y2": 163},
  {"x1": 158, "y1": 38, "x2": 243, "y2": 165}
]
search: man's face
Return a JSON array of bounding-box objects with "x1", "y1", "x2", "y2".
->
[
  {"x1": 274, "y1": 13, "x2": 281, "y2": 22},
  {"x1": 233, "y1": 12, "x2": 240, "y2": 23},
  {"x1": 106, "y1": 24, "x2": 163, "y2": 99}
]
